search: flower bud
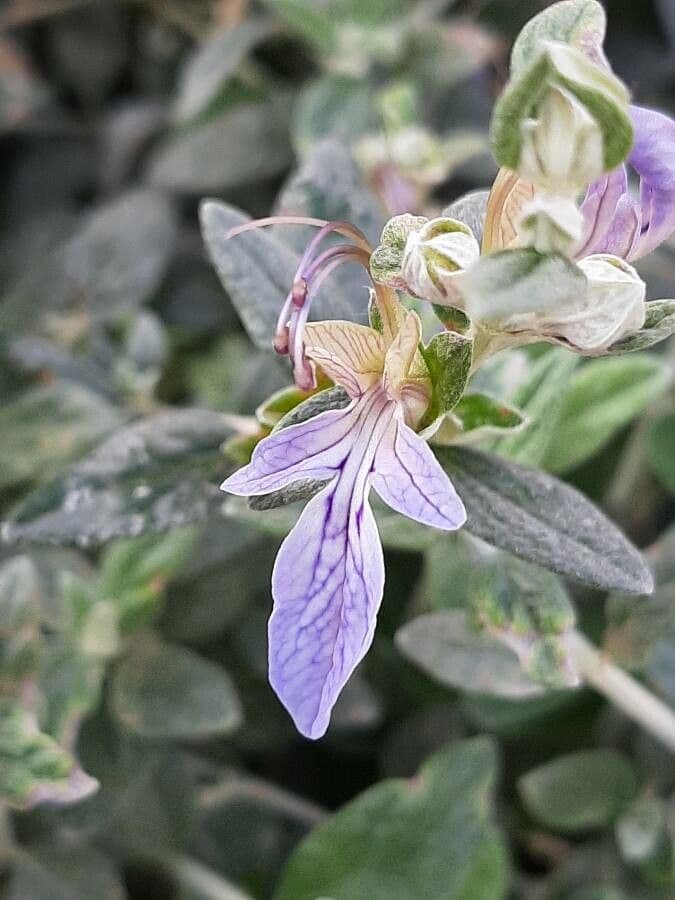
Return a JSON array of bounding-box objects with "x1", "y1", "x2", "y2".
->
[
  {"x1": 519, "y1": 85, "x2": 604, "y2": 194},
  {"x1": 516, "y1": 193, "x2": 584, "y2": 254},
  {"x1": 491, "y1": 41, "x2": 633, "y2": 197},
  {"x1": 401, "y1": 217, "x2": 480, "y2": 305},
  {"x1": 506, "y1": 254, "x2": 646, "y2": 353}
]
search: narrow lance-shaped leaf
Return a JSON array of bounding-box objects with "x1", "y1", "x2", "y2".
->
[
  {"x1": 434, "y1": 445, "x2": 653, "y2": 594},
  {"x1": 544, "y1": 354, "x2": 671, "y2": 473}
]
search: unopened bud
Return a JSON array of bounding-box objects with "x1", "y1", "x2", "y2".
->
[
  {"x1": 520, "y1": 85, "x2": 604, "y2": 194},
  {"x1": 517, "y1": 194, "x2": 584, "y2": 255},
  {"x1": 401, "y1": 217, "x2": 480, "y2": 305},
  {"x1": 552, "y1": 254, "x2": 646, "y2": 352}
]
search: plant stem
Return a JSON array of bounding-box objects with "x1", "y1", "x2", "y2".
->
[
  {"x1": 165, "y1": 855, "x2": 253, "y2": 900},
  {"x1": 565, "y1": 630, "x2": 675, "y2": 754}
]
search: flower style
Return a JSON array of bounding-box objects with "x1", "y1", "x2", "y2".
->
[
  {"x1": 578, "y1": 105, "x2": 675, "y2": 262},
  {"x1": 222, "y1": 260, "x2": 466, "y2": 739}
]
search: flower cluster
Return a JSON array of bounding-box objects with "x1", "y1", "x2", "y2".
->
[{"x1": 218, "y1": 0, "x2": 675, "y2": 739}]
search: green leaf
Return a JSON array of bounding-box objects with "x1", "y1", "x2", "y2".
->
[
  {"x1": 2, "y1": 409, "x2": 233, "y2": 548},
  {"x1": 511, "y1": 1, "x2": 607, "y2": 75},
  {"x1": 200, "y1": 201, "x2": 360, "y2": 350},
  {"x1": 173, "y1": 20, "x2": 273, "y2": 123},
  {"x1": 260, "y1": 0, "x2": 335, "y2": 52},
  {"x1": 396, "y1": 610, "x2": 545, "y2": 698},
  {"x1": 0, "y1": 189, "x2": 177, "y2": 336},
  {"x1": 111, "y1": 634, "x2": 242, "y2": 739},
  {"x1": 275, "y1": 738, "x2": 507, "y2": 900},
  {"x1": 149, "y1": 98, "x2": 293, "y2": 193},
  {"x1": 96, "y1": 529, "x2": 198, "y2": 632},
  {"x1": 458, "y1": 249, "x2": 587, "y2": 323},
  {"x1": 0, "y1": 383, "x2": 125, "y2": 491},
  {"x1": 434, "y1": 445, "x2": 653, "y2": 594},
  {"x1": 0, "y1": 556, "x2": 42, "y2": 682},
  {"x1": 519, "y1": 749, "x2": 637, "y2": 831},
  {"x1": 544, "y1": 355, "x2": 671, "y2": 473},
  {"x1": 9, "y1": 846, "x2": 125, "y2": 900},
  {"x1": 606, "y1": 298, "x2": 675, "y2": 354},
  {"x1": 489, "y1": 348, "x2": 578, "y2": 466},
  {"x1": 454, "y1": 393, "x2": 525, "y2": 432},
  {"x1": 420, "y1": 331, "x2": 473, "y2": 425},
  {"x1": 647, "y1": 412, "x2": 675, "y2": 493},
  {"x1": 293, "y1": 76, "x2": 374, "y2": 155},
  {"x1": 0, "y1": 698, "x2": 98, "y2": 809}
]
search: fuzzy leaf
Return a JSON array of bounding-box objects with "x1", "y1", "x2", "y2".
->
[
  {"x1": 519, "y1": 749, "x2": 637, "y2": 831},
  {"x1": 435, "y1": 445, "x2": 653, "y2": 594},
  {"x1": 490, "y1": 348, "x2": 579, "y2": 466},
  {"x1": 173, "y1": 20, "x2": 273, "y2": 123},
  {"x1": 457, "y1": 249, "x2": 586, "y2": 323},
  {"x1": 0, "y1": 699, "x2": 98, "y2": 809},
  {"x1": 111, "y1": 635, "x2": 242, "y2": 739},
  {"x1": 2, "y1": 409, "x2": 234, "y2": 548},
  {"x1": 606, "y1": 298, "x2": 675, "y2": 354},
  {"x1": 545, "y1": 355, "x2": 671, "y2": 473},
  {"x1": 275, "y1": 738, "x2": 507, "y2": 900},
  {"x1": 511, "y1": 1, "x2": 607, "y2": 75},
  {"x1": 149, "y1": 98, "x2": 293, "y2": 193},
  {"x1": 420, "y1": 331, "x2": 473, "y2": 425},
  {"x1": 396, "y1": 611, "x2": 544, "y2": 698}
]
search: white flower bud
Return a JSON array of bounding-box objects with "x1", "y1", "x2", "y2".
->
[
  {"x1": 502, "y1": 254, "x2": 646, "y2": 353},
  {"x1": 519, "y1": 85, "x2": 604, "y2": 194},
  {"x1": 516, "y1": 194, "x2": 584, "y2": 255},
  {"x1": 401, "y1": 217, "x2": 480, "y2": 305}
]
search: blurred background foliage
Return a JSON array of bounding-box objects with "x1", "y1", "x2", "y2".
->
[{"x1": 0, "y1": 0, "x2": 673, "y2": 898}]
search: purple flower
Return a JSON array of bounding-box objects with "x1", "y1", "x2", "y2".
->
[
  {"x1": 578, "y1": 105, "x2": 675, "y2": 261},
  {"x1": 222, "y1": 308, "x2": 466, "y2": 738}
]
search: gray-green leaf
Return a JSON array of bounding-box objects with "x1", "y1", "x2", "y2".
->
[
  {"x1": 544, "y1": 354, "x2": 671, "y2": 473},
  {"x1": 519, "y1": 749, "x2": 637, "y2": 831},
  {"x1": 111, "y1": 634, "x2": 242, "y2": 739},
  {"x1": 275, "y1": 737, "x2": 507, "y2": 900},
  {"x1": 435, "y1": 445, "x2": 653, "y2": 594},
  {"x1": 396, "y1": 610, "x2": 545, "y2": 698}
]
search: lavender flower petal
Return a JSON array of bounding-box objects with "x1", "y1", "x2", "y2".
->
[
  {"x1": 577, "y1": 167, "x2": 628, "y2": 258},
  {"x1": 627, "y1": 105, "x2": 675, "y2": 260},
  {"x1": 268, "y1": 392, "x2": 394, "y2": 739},
  {"x1": 221, "y1": 404, "x2": 358, "y2": 496},
  {"x1": 371, "y1": 417, "x2": 466, "y2": 530}
]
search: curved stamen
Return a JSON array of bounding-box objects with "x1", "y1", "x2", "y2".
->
[
  {"x1": 225, "y1": 216, "x2": 373, "y2": 253},
  {"x1": 288, "y1": 246, "x2": 373, "y2": 390}
]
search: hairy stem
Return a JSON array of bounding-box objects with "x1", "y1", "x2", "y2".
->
[{"x1": 565, "y1": 630, "x2": 675, "y2": 754}]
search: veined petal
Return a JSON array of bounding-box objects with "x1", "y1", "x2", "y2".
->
[
  {"x1": 577, "y1": 166, "x2": 628, "y2": 257},
  {"x1": 268, "y1": 389, "x2": 394, "y2": 738},
  {"x1": 371, "y1": 416, "x2": 466, "y2": 530},
  {"x1": 304, "y1": 321, "x2": 386, "y2": 399},
  {"x1": 221, "y1": 403, "x2": 358, "y2": 496},
  {"x1": 383, "y1": 310, "x2": 423, "y2": 398}
]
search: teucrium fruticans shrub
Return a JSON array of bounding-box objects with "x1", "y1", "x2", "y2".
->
[{"x1": 200, "y1": 0, "x2": 675, "y2": 741}]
